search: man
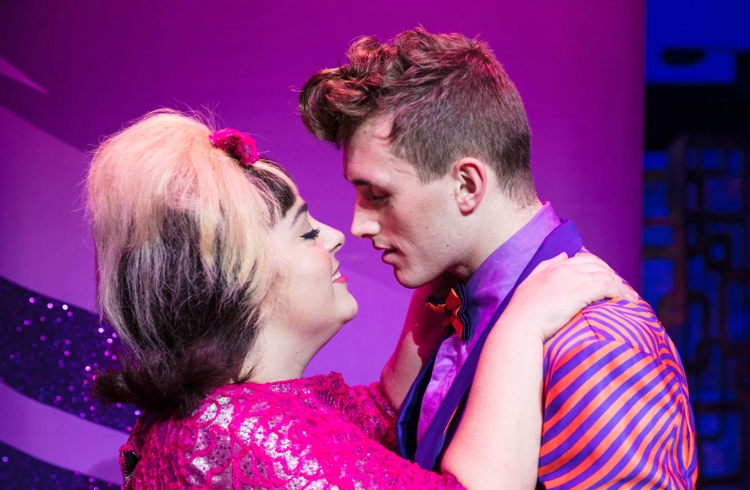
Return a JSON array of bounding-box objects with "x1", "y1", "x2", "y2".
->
[{"x1": 300, "y1": 28, "x2": 697, "y2": 489}]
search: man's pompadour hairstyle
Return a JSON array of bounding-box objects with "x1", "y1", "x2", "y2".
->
[{"x1": 299, "y1": 27, "x2": 536, "y2": 204}]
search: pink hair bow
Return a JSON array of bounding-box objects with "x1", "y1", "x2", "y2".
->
[{"x1": 209, "y1": 128, "x2": 259, "y2": 166}]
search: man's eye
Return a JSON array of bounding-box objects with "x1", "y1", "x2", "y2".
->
[
  {"x1": 369, "y1": 190, "x2": 388, "y2": 203},
  {"x1": 301, "y1": 228, "x2": 321, "y2": 240}
]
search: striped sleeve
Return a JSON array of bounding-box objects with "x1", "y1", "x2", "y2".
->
[{"x1": 537, "y1": 298, "x2": 698, "y2": 489}]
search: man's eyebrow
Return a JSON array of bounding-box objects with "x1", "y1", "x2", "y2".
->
[
  {"x1": 348, "y1": 178, "x2": 373, "y2": 187},
  {"x1": 292, "y1": 202, "x2": 309, "y2": 225}
]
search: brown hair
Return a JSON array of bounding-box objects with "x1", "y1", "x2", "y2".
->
[
  {"x1": 87, "y1": 110, "x2": 297, "y2": 417},
  {"x1": 299, "y1": 27, "x2": 536, "y2": 204}
]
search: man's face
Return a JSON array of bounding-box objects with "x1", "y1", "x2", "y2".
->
[{"x1": 343, "y1": 116, "x2": 461, "y2": 288}]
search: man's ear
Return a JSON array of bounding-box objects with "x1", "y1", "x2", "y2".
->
[{"x1": 451, "y1": 157, "x2": 488, "y2": 214}]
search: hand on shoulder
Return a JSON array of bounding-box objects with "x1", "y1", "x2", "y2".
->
[{"x1": 501, "y1": 253, "x2": 639, "y2": 342}]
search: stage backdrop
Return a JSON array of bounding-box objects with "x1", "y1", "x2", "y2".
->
[{"x1": 0, "y1": 1, "x2": 645, "y2": 485}]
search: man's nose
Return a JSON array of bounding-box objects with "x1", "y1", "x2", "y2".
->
[{"x1": 350, "y1": 205, "x2": 380, "y2": 239}]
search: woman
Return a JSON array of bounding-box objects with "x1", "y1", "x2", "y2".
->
[{"x1": 87, "y1": 110, "x2": 634, "y2": 489}]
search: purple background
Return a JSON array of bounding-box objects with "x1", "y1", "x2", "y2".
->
[{"x1": 0, "y1": 1, "x2": 645, "y2": 483}]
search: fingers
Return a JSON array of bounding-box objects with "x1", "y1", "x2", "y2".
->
[
  {"x1": 581, "y1": 270, "x2": 639, "y2": 304},
  {"x1": 560, "y1": 254, "x2": 614, "y2": 272},
  {"x1": 528, "y1": 252, "x2": 568, "y2": 277},
  {"x1": 530, "y1": 254, "x2": 613, "y2": 279},
  {"x1": 553, "y1": 258, "x2": 638, "y2": 304},
  {"x1": 528, "y1": 252, "x2": 639, "y2": 304}
]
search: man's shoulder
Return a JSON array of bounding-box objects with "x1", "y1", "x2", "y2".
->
[
  {"x1": 544, "y1": 294, "x2": 668, "y2": 364},
  {"x1": 558, "y1": 249, "x2": 666, "y2": 352}
]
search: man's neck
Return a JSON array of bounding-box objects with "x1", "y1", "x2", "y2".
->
[{"x1": 451, "y1": 198, "x2": 543, "y2": 282}]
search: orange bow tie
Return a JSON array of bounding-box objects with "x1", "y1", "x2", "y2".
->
[{"x1": 425, "y1": 285, "x2": 473, "y2": 343}]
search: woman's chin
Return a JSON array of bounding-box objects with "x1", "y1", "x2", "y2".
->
[
  {"x1": 314, "y1": 299, "x2": 358, "y2": 348},
  {"x1": 344, "y1": 298, "x2": 359, "y2": 323}
]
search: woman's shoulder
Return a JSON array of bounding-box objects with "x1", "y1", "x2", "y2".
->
[
  {"x1": 210, "y1": 372, "x2": 347, "y2": 401},
  {"x1": 193, "y1": 372, "x2": 350, "y2": 420},
  {"x1": 125, "y1": 373, "x2": 354, "y2": 487}
]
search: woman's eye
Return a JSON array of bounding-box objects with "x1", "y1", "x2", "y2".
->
[{"x1": 301, "y1": 228, "x2": 321, "y2": 240}]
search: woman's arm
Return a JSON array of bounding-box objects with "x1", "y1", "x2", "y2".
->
[
  {"x1": 442, "y1": 254, "x2": 638, "y2": 489},
  {"x1": 380, "y1": 272, "x2": 458, "y2": 411}
]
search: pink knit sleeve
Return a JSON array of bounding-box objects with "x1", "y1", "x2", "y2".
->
[
  {"x1": 323, "y1": 374, "x2": 398, "y2": 450},
  {"x1": 232, "y1": 387, "x2": 465, "y2": 489},
  {"x1": 121, "y1": 378, "x2": 465, "y2": 489}
]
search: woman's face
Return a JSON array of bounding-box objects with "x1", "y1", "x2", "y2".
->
[{"x1": 267, "y1": 199, "x2": 358, "y2": 346}]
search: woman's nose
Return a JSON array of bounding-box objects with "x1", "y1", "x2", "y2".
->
[{"x1": 312, "y1": 217, "x2": 345, "y2": 254}]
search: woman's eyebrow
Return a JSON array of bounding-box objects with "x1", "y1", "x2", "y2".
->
[{"x1": 292, "y1": 202, "x2": 309, "y2": 225}]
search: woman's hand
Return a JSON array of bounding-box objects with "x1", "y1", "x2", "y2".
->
[
  {"x1": 381, "y1": 272, "x2": 460, "y2": 411},
  {"x1": 442, "y1": 253, "x2": 637, "y2": 490},
  {"x1": 507, "y1": 252, "x2": 638, "y2": 342}
]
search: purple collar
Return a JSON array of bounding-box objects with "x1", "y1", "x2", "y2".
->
[
  {"x1": 462, "y1": 202, "x2": 561, "y2": 346},
  {"x1": 415, "y1": 202, "x2": 561, "y2": 443}
]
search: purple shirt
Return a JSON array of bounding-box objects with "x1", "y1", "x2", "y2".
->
[{"x1": 416, "y1": 202, "x2": 561, "y2": 442}]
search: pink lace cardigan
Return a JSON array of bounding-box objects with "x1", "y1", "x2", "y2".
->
[{"x1": 120, "y1": 372, "x2": 464, "y2": 489}]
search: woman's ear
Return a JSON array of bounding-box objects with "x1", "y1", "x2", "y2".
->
[{"x1": 451, "y1": 157, "x2": 488, "y2": 214}]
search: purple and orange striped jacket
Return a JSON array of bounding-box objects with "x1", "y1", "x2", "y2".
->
[{"x1": 539, "y1": 294, "x2": 697, "y2": 488}]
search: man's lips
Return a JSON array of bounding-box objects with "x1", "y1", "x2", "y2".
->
[
  {"x1": 381, "y1": 248, "x2": 397, "y2": 264},
  {"x1": 373, "y1": 243, "x2": 398, "y2": 264}
]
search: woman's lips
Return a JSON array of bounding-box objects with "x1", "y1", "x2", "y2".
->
[{"x1": 332, "y1": 269, "x2": 347, "y2": 283}]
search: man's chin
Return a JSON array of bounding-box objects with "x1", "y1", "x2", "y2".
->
[{"x1": 393, "y1": 268, "x2": 426, "y2": 290}]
